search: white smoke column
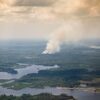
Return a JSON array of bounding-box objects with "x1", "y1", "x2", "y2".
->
[
  {"x1": 42, "y1": 31, "x2": 66, "y2": 54},
  {"x1": 42, "y1": 20, "x2": 83, "y2": 54}
]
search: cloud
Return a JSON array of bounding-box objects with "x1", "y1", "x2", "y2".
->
[
  {"x1": 15, "y1": 0, "x2": 55, "y2": 7},
  {"x1": 53, "y1": 0, "x2": 100, "y2": 17},
  {"x1": 0, "y1": 0, "x2": 100, "y2": 44},
  {"x1": 0, "y1": 0, "x2": 15, "y2": 9},
  {"x1": 0, "y1": 0, "x2": 100, "y2": 22},
  {"x1": 0, "y1": 0, "x2": 56, "y2": 22}
]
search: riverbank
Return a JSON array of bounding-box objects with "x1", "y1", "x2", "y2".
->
[
  {"x1": 0, "y1": 86, "x2": 100, "y2": 100},
  {"x1": 56, "y1": 87, "x2": 100, "y2": 93},
  {"x1": 0, "y1": 93, "x2": 76, "y2": 100}
]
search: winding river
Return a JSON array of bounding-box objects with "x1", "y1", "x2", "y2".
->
[
  {"x1": 0, "y1": 64, "x2": 59, "y2": 80},
  {"x1": 0, "y1": 64, "x2": 100, "y2": 100}
]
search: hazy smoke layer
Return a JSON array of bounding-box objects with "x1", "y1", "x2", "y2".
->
[
  {"x1": 54, "y1": 0, "x2": 100, "y2": 17},
  {"x1": 43, "y1": 19, "x2": 100, "y2": 54},
  {"x1": 43, "y1": 0, "x2": 100, "y2": 54}
]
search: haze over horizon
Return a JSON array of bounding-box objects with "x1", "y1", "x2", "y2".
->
[{"x1": 0, "y1": 0, "x2": 100, "y2": 41}]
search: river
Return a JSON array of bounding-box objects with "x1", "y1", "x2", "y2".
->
[
  {"x1": 0, "y1": 86, "x2": 100, "y2": 100},
  {"x1": 0, "y1": 64, "x2": 100, "y2": 100},
  {"x1": 0, "y1": 64, "x2": 59, "y2": 80}
]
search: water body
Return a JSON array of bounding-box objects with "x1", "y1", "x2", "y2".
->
[
  {"x1": 0, "y1": 65, "x2": 59, "y2": 80},
  {"x1": 0, "y1": 63, "x2": 100, "y2": 100},
  {"x1": 0, "y1": 86, "x2": 100, "y2": 100}
]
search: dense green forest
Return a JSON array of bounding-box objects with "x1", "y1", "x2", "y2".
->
[
  {"x1": 0, "y1": 41, "x2": 100, "y2": 89},
  {"x1": 3, "y1": 68, "x2": 100, "y2": 89}
]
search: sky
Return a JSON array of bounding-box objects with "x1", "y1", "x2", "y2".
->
[{"x1": 0, "y1": 0, "x2": 100, "y2": 40}]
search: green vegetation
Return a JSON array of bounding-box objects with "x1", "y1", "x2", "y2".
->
[
  {"x1": 0, "y1": 67, "x2": 17, "y2": 74},
  {"x1": 2, "y1": 68, "x2": 100, "y2": 89},
  {"x1": 0, "y1": 41, "x2": 100, "y2": 89},
  {"x1": 0, "y1": 93, "x2": 76, "y2": 100}
]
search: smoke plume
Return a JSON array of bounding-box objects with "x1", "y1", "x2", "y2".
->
[
  {"x1": 42, "y1": 20, "x2": 81, "y2": 54},
  {"x1": 42, "y1": 32, "x2": 66, "y2": 54},
  {"x1": 42, "y1": 19, "x2": 100, "y2": 54}
]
